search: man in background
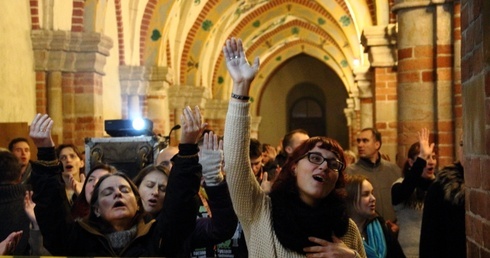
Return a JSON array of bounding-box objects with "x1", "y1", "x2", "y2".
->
[
  {"x1": 346, "y1": 127, "x2": 401, "y2": 223},
  {"x1": 8, "y1": 138, "x2": 32, "y2": 184}
]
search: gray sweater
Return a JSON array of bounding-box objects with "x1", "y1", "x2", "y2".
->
[{"x1": 346, "y1": 157, "x2": 401, "y2": 222}]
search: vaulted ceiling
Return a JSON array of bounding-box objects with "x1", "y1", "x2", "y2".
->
[{"x1": 137, "y1": 0, "x2": 391, "y2": 100}]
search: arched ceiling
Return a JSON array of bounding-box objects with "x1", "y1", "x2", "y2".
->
[{"x1": 141, "y1": 0, "x2": 387, "y2": 100}]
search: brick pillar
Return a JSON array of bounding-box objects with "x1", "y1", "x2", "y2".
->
[
  {"x1": 461, "y1": 0, "x2": 490, "y2": 256},
  {"x1": 361, "y1": 25, "x2": 399, "y2": 161},
  {"x1": 374, "y1": 67, "x2": 399, "y2": 163},
  {"x1": 35, "y1": 71, "x2": 47, "y2": 114},
  {"x1": 453, "y1": 2, "x2": 463, "y2": 150},
  {"x1": 31, "y1": 30, "x2": 113, "y2": 148},
  {"x1": 393, "y1": 0, "x2": 455, "y2": 168}
]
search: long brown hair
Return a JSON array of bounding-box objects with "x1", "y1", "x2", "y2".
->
[{"x1": 345, "y1": 174, "x2": 371, "y2": 217}]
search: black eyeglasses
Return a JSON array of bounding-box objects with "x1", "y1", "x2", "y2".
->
[{"x1": 298, "y1": 152, "x2": 345, "y2": 172}]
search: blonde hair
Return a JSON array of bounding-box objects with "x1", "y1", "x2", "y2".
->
[{"x1": 344, "y1": 150, "x2": 357, "y2": 165}]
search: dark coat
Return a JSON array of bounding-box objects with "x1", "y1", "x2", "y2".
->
[
  {"x1": 419, "y1": 162, "x2": 465, "y2": 258},
  {"x1": 185, "y1": 182, "x2": 238, "y2": 256},
  {"x1": 31, "y1": 144, "x2": 202, "y2": 257},
  {"x1": 391, "y1": 157, "x2": 433, "y2": 206},
  {"x1": 0, "y1": 183, "x2": 30, "y2": 255}
]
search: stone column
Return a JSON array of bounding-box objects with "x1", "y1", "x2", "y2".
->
[
  {"x1": 119, "y1": 65, "x2": 149, "y2": 120},
  {"x1": 250, "y1": 116, "x2": 262, "y2": 140},
  {"x1": 204, "y1": 99, "x2": 228, "y2": 136},
  {"x1": 168, "y1": 85, "x2": 209, "y2": 140},
  {"x1": 146, "y1": 66, "x2": 173, "y2": 136},
  {"x1": 361, "y1": 25, "x2": 399, "y2": 162},
  {"x1": 31, "y1": 30, "x2": 113, "y2": 147},
  {"x1": 344, "y1": 95, "x2": 358, "y2": 150},
  {"x1": 354, "y1": 68, "x2": 374, "y2": 129},
  {"x1": 393, "y1": 0, "x2": 455, "y2": 167}
]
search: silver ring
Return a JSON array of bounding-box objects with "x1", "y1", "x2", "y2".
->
[
  {"x1": 234, "y1": 56, "x2": 239, "y2": 59},
  {"x1": 229, "y1": 57, "x2": 233, "y2": 60}
]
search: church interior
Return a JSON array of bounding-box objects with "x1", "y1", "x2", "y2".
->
[{"x1": 0, "y1": 0, "x2": 488, "y2": 255}]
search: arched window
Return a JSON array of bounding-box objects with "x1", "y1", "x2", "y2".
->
[{"x1": 289, "y1": 97, "x2": 325, "y2": 136}]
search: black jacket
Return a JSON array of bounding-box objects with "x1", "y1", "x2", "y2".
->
[
  {"x1": 419, "y1": 162, "x2": 465, "y2": 258},
  {"x1": 31, "y1": 144, "x2": 202, "y2": 257},
  {"x1": 0, "y1": 183, "x2": 30, "y2": 255},
  {"x1": 185, "y1": 182, "x2": 238, "y2": 256}
]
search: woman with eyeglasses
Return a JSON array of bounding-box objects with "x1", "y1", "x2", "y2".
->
[{"x1": 222, "y1": 37, "x2": 366, "y2": 258}]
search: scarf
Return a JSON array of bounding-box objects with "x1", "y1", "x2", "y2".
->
[
  {"x1": 105, "y1": 225, "x2": 137, "y2": 252},
  {"x1": 270, "y1": 190, "x2": 349, "y2": 254},
  {"x1": 363, "y1": 219, "x2": 387, "y2": 258}
]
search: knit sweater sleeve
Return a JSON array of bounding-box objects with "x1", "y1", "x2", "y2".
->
[
  {"x1": 341, "y1": 219, "x2": 367, "y2": 258},
  {"x1": 223, "y1": 101, "x2": 267, "y2": 223}
]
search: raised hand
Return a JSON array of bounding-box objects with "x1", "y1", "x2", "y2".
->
[
  {"x1": 180, "y1": 106, "x2": 207, "y2": 144},
  {"x1": 69, "y1": 173, "x2": 85, "y2": 196},
  {"x1": 303, "y1": 236, "x2": 357, "y2": 258},
  {"x1": 200, "y1": 131, "x2": 224, "y2": 186},
  {"x1": 222, "y1": 38, "x2": 260, "y2": 96},
  {"x1": 0, "y1": 231, "x2": 23, "y2": 255},
  {"x1": 417, "y1": 128, "x2": 434, "y2": 160},
  {"x1": 29, "y1": 113, "x2": 55, "y2": 147},
  {"x1": 260, "y1": 172, "x2": 272, "y2": 194},
  {"x1": 24, "y1": 191, "x2": 39, "y2": 229},
  {"x1": 386, "y1": 219, "x2": 399, "y2": 237}
]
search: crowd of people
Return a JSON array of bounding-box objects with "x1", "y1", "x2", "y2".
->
[{"x1": 0, "y1": 37, "x2": 466, "y2": 257}]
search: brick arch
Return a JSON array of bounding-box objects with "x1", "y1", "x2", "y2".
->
[
  {"x1": 257, "y1": 41, "x2": 339, "y2": 73},
  {"x1": 29, "y1": 0, "x2": 41, "y2": 30},
  {"x1": 389, "y1": 0, "x2": 396, "y2": 23},
  {"x1": 114, "y1": 0, "x2": 125, "y2": 65},
  {"x1": 71, "y1": 0, "x2": 84, "y2": 32},
  {"x1": 252, "y1": 40, "x2": 351, "y2": 116},
  {"x1": 210, "y1": 3, "x2": 349, "y2": 92},
  {"x1": 366, "y1": 0, "x2": 377, "y2": 24},
  {"x1": 247, "y1": 20, "x2": 343, "y2": 56},
  {"x1": 139, "y1": 0, "x2": 158, "y2": 66},
  {"x1": 166, "y1": 39, "x2": 172, "y2": 69},
  {"x1": 178, "y1": 0, "x2": 220, "y2": 84},
  {"x1": 211, "y1": 19, "x2": 348, "y2": 95},
  {"x1": 180, "y1": 0, "x2": 349, "y2": 86},
  {"x1": 256, "y1": 40, "x2": 348, "y2": 93},
  {"x1": 227, "y1": 0, "x2": 344, "y2": 39}
]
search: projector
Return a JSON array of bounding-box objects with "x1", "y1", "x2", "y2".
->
[{"x1": 104, "y1": 118, "x2": 153, "y2": 137}]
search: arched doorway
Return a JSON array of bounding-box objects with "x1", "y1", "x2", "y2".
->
[{"x1": 258, "y1": 54, "x2": 350, "y2": 148}]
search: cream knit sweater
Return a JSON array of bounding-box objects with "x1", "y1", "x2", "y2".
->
[{"x1": 224, "y1": 102, "x2": 366, "y2": 258}]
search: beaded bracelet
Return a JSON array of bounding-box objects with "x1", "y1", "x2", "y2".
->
[{"x1": 231, "y1": 93, "x2": 250, "y2": 101}]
